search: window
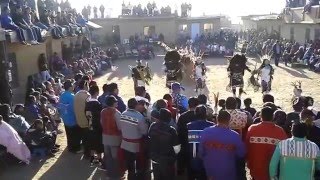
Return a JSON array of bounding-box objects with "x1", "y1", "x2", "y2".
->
[
  {"x1": 179, "y1": 24, "x2": 188, "y2": 33},
  {"x1": 204, "y1": 23, "x2": 213, "y2": 33},
  {"x1": 305, "y1": 28, "x2": 310, "y2": 41},
  {"x1": 290, "y1": 27, "x2": 295, "y2": 41},
  {"x1": 315, "y1": 29, "x2": 320, "y2": 40},
  {"x1": 143, "y1": 26, "x2": 155, "y2": 37},
  {"x1": 112, "y1": 25, "x2": 120, "y2": 33}
]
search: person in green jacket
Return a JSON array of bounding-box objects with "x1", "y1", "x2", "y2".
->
[{"x1": 269, "y1": 122, "x2": 320, "y2": 180}]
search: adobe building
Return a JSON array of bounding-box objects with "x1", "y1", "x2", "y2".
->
[{"x1": 92, "y1": 15, "x2": 231, "y2": 44}]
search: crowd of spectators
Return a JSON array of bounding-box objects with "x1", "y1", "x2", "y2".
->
[
  {"x1": 0, "y1": 0, "x2": 89, "y2": 45},
  {"x1": 177, "y1": 30, "x2": 238, "y2": 57},
  {"x1": 121, "y1": 2, "x2": 177, "y2": 17},
  {"x1": 240, "y1": 29, "x2": 320, "y2": 72},
  {"x1": 81, "y1": 4, "x2": 105, "y2": 19}
]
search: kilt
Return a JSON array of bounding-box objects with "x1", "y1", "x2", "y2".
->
[{"x1": 230, "y1": 73, "x2": 244, "y2": 88}]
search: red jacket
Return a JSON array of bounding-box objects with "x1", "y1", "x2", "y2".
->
[
  {"x1": 246, "y1": 122, "x2": 287, "y2": 180},
  {"x1": 101, "y1": 107, "x2": 121, "y2": 136}
]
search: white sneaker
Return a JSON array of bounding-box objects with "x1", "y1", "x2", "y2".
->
[{"x1": 30, "y1": 41, "x2": 38, "y2": 45}]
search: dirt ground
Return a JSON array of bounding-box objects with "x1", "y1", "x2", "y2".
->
[{"x1": 1, "y1": 55, "x2": 320, "y2": 180}]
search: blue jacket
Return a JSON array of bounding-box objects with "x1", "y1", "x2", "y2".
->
[
  {"x1": 106, "y1": 94, "x2": 127, "y2": 113},
  {"x1": 1, "y1": 14, "x2": 18, "y2": 29},
  {"x1": 172, "y1": 93, "x2": 188, "y2": 113},
  {"x1": 59, "y1": 91, "x2": 77, "y2": 127},
  {"x1": 187, "y1": 120, "x2": 214, "y2": 171}
]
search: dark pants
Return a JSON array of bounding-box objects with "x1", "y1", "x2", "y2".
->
[
  {"x1": 21, "y1": 27, "x2": 37, "y2": 41},
  {"x1": 104, "y1": 145, "x2": 122, "y2": 178},
  {"x1": 274, "y1": 54, "x2": 280, "y2": 66},
  {"x1": 79, "y1": 127, "x2": 90, "y2": 156},
  {"x1": 187, "y1": 165, "x2": 207, "y2": 180},
  {"x1": 152, "y1": 161, "x2": 175, "y2": 180},
  {"x1": 124, "y1": 150, "x2": 146, "y2": 180},
  {"x1": 31, "y1": 26, "x2": 43, "y2": 42},
  {"x1": 236, "y1": 158, "x2": 246, "y2": 180},
  {"x1": 9, "y1": 26, "x2": 26, "y2": 42},
  {"x1": 65, "y1": 125, "x2": 81, "y2": 152}
]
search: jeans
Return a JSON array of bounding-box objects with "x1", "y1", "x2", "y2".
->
[
  {"x1": 8, "y1": 26, "x2": 26, "y2": 42},
  {"x1": 34, "y1": 22, "x2": 48, "y2": 30},
  {"x1": 31, "y1": 26, "x2": 43, "y2": 42},
  {"x1": 21, "y1": 27, "x2": 37, "y2": 41}
]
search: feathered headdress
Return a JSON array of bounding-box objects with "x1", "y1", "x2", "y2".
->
[{"x1": 260, "y1": 54, "x2": 271, "y2": 64}]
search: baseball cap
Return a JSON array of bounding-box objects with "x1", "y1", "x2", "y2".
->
[{"x1": 171, "y1": 82, "x2": 185, "y2": 91}]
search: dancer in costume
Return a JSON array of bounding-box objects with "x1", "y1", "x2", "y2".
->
[
  {"x1": 227, "y1": 54, "x2": 251, "y2": 97},
  {"x1": 257, "y1": 56, "x2": 274, "y2": 94},
  {"x1": 129, "y1": 60, "x2": 152, "y2": 90},
  {"x1": 164, "y1": 50, "x2": 183, "y2": 88},
  {"x1": 194, "y1": 57, "x2": 207, "y2": 94}
]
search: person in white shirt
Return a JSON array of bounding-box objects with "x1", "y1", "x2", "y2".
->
[{"x1": 257, "y1": 57, "x2": 274, "y2": 94}]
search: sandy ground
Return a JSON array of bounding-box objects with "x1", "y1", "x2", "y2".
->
[{"x1": 1, "y1": 55, "x2": 320, "y2": 180}]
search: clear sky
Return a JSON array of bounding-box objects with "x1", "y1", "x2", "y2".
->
[{"x1": 68, "y1": 0, "x2": 286, "y2": 23}]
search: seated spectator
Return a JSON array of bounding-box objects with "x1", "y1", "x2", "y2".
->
[
  {"x1": 31, "y1": 9, "x2": 48, "y2": 30},
  {"x1": 38, "y1": 53, "x2": 51, "y2": 83},
  {"x1": 56, "y1": 11, "x2": 75, "y2": 36},
  {"x1": 22, "y1": 6, "x2": 44, "y2": 42},
  {"x1": 303, "y1": 0, "x2": 319, "y2": 13},
  {"x1": 14, "y1": 104, "x2": 26, "y2": 117},
  {"x1": 39, "y1": 9, "x2": 63, "y2": 39},
  {"x1": 0, "y1": 104, "x2": 30, "y2": 137},
  {"x1": 25, "y1": 95, "x2": 41, "y2": 122},
  {"x1": 25, "y1": 119, "x2": 57, "y2": 156},
  {"x1": 76, "y1": 14, "x2": 88, "y2": 27},
  {"x1": 66, "y1": 13, "x2": 80, "y2": 34},
  {"x1": 12, "y1": 6, "x2": 41, "y2": 44},
  {"x1": 0, "y1": 6, "x2": 28, "y2": 45},
  {"x1": 0, "y1": 115, "x2": 31, "y2": 164},
  {"x1": 39, "y1": 96, "x2": 58, "y2": 130}
]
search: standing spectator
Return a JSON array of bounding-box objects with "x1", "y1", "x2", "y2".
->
[
  {"x1": 171, "y1": 82, "x2": 188, "y2": 113},
  {"x1": 82, "y1": 6, "x2": 89, "y2": 20},
  {"x1": 98, "y1": 84, "x2": 109, "y2": 107},
  {"x1": 85, "y1": 85, "x2": 103, "y2": 163},
  {"x1": 199, "y1": 110, "x2": 246, "y2": 180},
  {"x1": 187, "y1": 105, "x2": 214, "y2": 180},
  {"x1": 163, "y1": 94, "x2": 178, "y2": 119},
  {"x1": 0, "y1": 7, "x2": 28, "y2": 45},
  {"x1": 269, "y1": 122, "x2": 320, "y2": 180},
  {"x1": 177, "y1": 97, "x2": 199, "y2": 175},
  {"x1": 107, "y1": 83, "x2": 127, "y2": 113},
  {"x1": 301, "y1": 109, "x2": 320, "y2": 147},
  {"x1": 148, "y1": 108, "x2": 181, "y2": 180},
  {"x1": 246, "y1": 107, "x2": 287, "y2": 180},
  {"x1": 197, "y1": 94, "x2": 214, "y2": 121},
  {"x1": 101, "y1": 95, "x2": 124, "y2": 179},
  {"x1": 225, "y1": 97, "x2": 248, "y2": 136},
  {"x1": 272, "y1": 40, "x2": 282, "y2": 66},
  {"x1": 93, "y1": 6, "x2": 98, "y2": 19},
  {"x1": 100, "y1": 5, "x2": 105, "y2": 18},
  {"x1": 87, "y1": 5, "x2": 92, "y2": 19},
  {"x1": 59, "y1": 80, "x2": 81, "y2": 153},
  {"x1": 120, "y1": 98, "x2": 148, "y2": 180},
  {"x1": 243, "y1": 98, "x2": 256, "y2": 117},
  {"x1": 74, "y1": 80, "x2": 91, "y2": 158}
]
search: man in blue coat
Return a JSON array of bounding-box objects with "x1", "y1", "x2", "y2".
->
[{"x1": 187, "y1": 105, "x2": 214, "y2": 180}]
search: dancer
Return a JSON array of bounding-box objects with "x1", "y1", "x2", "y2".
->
[
  {"x1": 194, "y1": 57, "x2": 207, "y2": 94},
  {"x1": 257, "y1": 56, "x2": 274, "y2": 94},
  {"x1": 129, "y1": 60, "x2": 152, "y2": 91},
  {"x1": 227, "y1": 54, "x2": 251, "y2": 97}
]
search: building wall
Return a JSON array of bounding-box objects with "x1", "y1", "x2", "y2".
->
[
  {"x1": 256, "y1": 20, "x2": 282, "y2": 34},
  {"x1": 281, "y1": 23, "x2": 319, "y2": 43},
  {"x1": 7, "y1": 43, "x2": 47, "y2": 89},
  {"x1": 92, "y1": 17, "x2": 225, "y2": 44},
  {"x1": 241, "y1": 19, "x2": 257, "y2": 30}
]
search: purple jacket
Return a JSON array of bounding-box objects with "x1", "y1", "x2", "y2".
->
[{"x1": 199, "y1": 126, "x2": 246, "y2": 180}]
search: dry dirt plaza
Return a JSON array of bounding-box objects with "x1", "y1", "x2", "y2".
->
[{"x1": 0, "y1": 55, "x2": 320, "y2": 180}]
